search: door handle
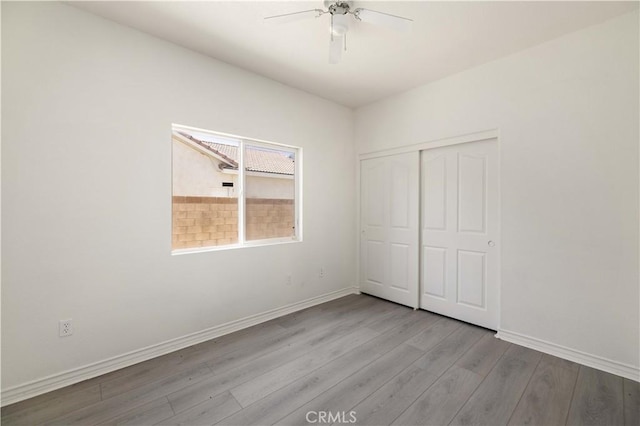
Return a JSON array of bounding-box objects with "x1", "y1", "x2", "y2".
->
[{"x1": 487, "y1": 240, "x2": 495, "y2": 247}]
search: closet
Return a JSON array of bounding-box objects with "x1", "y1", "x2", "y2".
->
[{"x1": 359, "y1": 134, "x2": 500, "y2": 330}]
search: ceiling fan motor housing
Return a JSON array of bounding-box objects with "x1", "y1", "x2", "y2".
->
[{"x1": 325, "y1": 1, "x2": 353, "y2": 15}]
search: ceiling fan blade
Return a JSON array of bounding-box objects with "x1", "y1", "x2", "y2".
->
[
  {"x1": 355, "y1": 8, "x2": 413, "y2": 32},
  {"x1": 329, "y1": 35, "x2": 343, "y2": 64},
  {"x1": 264, "y1": 9, "x2": 323, "y2": 25}
]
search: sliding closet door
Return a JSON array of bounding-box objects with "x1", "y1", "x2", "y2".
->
[
  {"x1": 360, "y1": 152, "x2": 419, "y2": 308},
  {"x1": 421, "y1": 139, "x2": 499, "y2": 329}
]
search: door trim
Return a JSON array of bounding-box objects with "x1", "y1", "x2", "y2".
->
[{"x1": 359, "y1": 129, "x2": 499, "y2": 161}]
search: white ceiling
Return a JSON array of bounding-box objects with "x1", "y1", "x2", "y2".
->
[{"x1": 71, "y1": 1, "x2": 638, "y2": 108}]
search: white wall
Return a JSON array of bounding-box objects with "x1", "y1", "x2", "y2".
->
[
  {"x1": 1, "y1": 2, "x2": 355, "y2": 393},
  {"x1": 356, "y1": 12, "x2": 639, "y2": 372}
]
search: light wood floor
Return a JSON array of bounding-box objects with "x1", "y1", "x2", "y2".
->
[{"x1": 2, "y1": 294, "x2": 638, "y2": 426}]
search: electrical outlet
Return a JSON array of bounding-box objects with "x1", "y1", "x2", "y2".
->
[
  {"x1": 319, "y1": 267, "x2": 325, "y2": 279},
  {"x1": 286, "y1": 274, "x2": 292, "y2": 286},
  {"x1": 59, "y1": 319, "x2": 73, "y2": 337}
]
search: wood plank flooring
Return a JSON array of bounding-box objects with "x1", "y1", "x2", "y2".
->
[{"x1": 1, "y1": 294, "x2": 637, "y2": 426}]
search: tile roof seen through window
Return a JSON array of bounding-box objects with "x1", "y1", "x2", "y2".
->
[{"x1": 177, "y1": 131, "x2": 294, "y2": 176}]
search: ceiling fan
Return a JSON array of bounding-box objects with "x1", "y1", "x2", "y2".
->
[{"x1": 264, "y1": 1, "x2": 413, "y2": 64}]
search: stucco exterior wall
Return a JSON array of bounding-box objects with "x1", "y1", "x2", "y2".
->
[{"x1": 172, "y1": 139, "x2": 294, "y2": 199}]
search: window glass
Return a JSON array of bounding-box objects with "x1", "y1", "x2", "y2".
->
[
  {"x1": 172, "y1": 130, "x2": 240, "y2": 250},
  {"x1": 244, "y1": 144, "x2": 296, "y2": 241},
  {"x1": 171, "y1": 125, "x2": 299, "y2": 252}
]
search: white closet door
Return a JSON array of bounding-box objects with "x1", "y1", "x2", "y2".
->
[
  {"x1": 421, "y1": 139, "x2": 499, "y2": 329},
  {"x1": 360, "y1": 152, "x2": 419, "y2": 308}
]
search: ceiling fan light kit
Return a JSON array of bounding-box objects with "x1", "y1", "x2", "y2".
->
[
  {"x1": 264, "y1": 1, "x2": 413, "y2": 64},
  {"x1": 331, "y1": 13, "x2": 349, "y2": 37}
]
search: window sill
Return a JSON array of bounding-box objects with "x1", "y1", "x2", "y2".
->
[{"x1": 171, "y1": 238, "x2": 302, "y2": 256}]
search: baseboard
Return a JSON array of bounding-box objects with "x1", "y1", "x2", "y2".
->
[
  {"x1": 496, "y1": 328, "x2": 640, "y2": 382},
  {"x1": 1, "y1": 286, "x2": 359, "y2": 406}
]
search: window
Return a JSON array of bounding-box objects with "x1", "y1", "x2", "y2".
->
[{"x1": 171, "y1": 125, "x2": 300, "y2": 252}]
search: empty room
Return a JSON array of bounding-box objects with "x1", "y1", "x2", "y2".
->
[{"x1": 1, "y1": 1, "x2": 639, "y2": 425}]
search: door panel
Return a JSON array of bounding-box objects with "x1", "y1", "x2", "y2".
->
[
  {"x1": 458, "y1": 154, "x2": 486, "y2": 233},
  {"x1": 421, "y1": 139, "x2": 499, "y2": 329},
  {"x1": 365, "y1": 241, "x2": 385, "y2": 284},
  {"x1": 457, "y1": 250, "x2": 486, "y2": 308},
  {"x1": 360, "y1": 152, "x2": 419, "y2": 308},
  {"x1": 423, "y1": 247, "x2": 447, "y2": 298},
  {"x1": 423, "y1": 154, "x2": 447, "y2": 231},
  {"x1": 390, "y1": 164, "x2": 410, "y2": 228},
  {"x1": 390, "y1": 243, "x2": 409, "y2": 290},
  {"x1": 365, "y1": 162, "x2": 385, "y2": 227}
]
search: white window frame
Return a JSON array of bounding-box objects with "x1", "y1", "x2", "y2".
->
[{"x1": 171, "y1": 124, "x2": 302, "y2": 255}]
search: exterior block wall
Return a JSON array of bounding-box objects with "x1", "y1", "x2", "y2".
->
[
  {"x1": 245, "y1": 198, "x2": 295, "y2": 241},
  {"x1": 172, "y1": 196, "x2": 238, "y2": 249},
  {"x1": 172, "y1": 197, "x2": 294, "y2": 249}
]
